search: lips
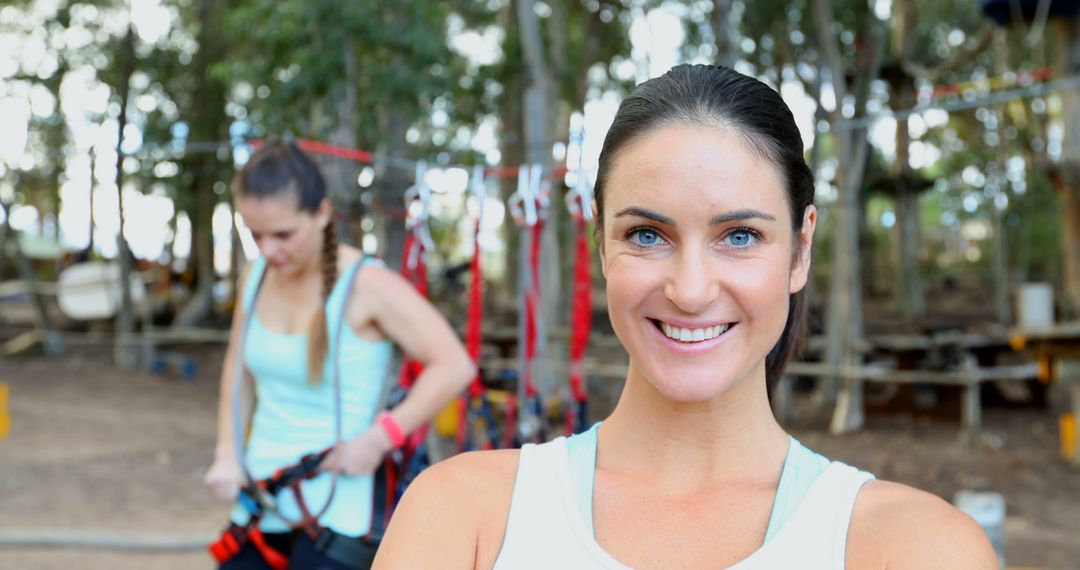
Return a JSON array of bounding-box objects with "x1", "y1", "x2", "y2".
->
[{"x1": 650, "y1": 319, "x2": 735, "y2": 343}]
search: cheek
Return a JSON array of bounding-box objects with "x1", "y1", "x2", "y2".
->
[{"x1": 602, "y1": 258, "x2": 654, "y2": 329}]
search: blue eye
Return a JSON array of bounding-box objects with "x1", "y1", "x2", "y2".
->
[
  {"x1": 628, "y1": 228, "x2": 664, "y2": 247},
  {"x1": 727, "y1": 229, "x2": 757, "y2": 248}
]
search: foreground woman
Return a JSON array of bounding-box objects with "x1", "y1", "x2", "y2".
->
[{"x1": 374, "y1": 65, "x2": 996, "y2": 569}]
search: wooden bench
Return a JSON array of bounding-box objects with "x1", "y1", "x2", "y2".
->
[{"x1": 774, "y1": 358, "x2": 1040, "y2": 433}]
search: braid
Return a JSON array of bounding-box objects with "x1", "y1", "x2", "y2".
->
[
  {"x1": 322, "y1": 218, "x2": 339, "y2": 300},
  {"x1": 306, "y1": 217, "x2": 339, "y2": 385}
]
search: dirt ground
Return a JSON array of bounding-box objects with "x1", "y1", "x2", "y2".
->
[{"x1": 1, "y1": 346, "x2": 1078, "y2": 569}]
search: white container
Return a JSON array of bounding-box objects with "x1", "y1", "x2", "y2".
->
[
  {"x1": 1017, "y1": 282, "x2": 1054, "y2": 330},
  {"x1": 954, "y1": 490, "x2": 1005, "y2": 567}
]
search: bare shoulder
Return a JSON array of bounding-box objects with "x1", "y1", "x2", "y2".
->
[
  {"x1": 374, "y1": 449, "x2": 520, "y2": 569},
  {"x1": 847, "y1": 479, "x2": 998, "y2": 569},
  {"x1": 349, "y1": 253, "x2": 402, "y2": 288},
  {"x1": 417, "y1": 448, "x2": 520, "y2": 494},
  {"x1": 335, "y1": 243, "x2": 364, "y2": 271}
]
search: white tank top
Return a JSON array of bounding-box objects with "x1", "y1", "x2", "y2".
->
[{"x1": 493, "y1": 436, "x2": 873, "y2": 569}]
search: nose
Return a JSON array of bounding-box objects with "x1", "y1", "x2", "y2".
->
[
  {"x1": 663, "y1": 246, "x2": 720, "y2": 314},
  {"x1": 256, "y1": 237, "x2": 277, "y2": 258}
]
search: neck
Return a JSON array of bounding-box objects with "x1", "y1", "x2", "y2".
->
[{"x1": 599, "y1": 362, "x2": 789, "y2": 492}]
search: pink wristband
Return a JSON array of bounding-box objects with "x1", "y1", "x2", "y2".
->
[{"x1": 376, "y1": 411, "x2": 406, "y2": 449}]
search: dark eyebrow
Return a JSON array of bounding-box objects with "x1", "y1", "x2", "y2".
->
[
  {"x1": 613, "y1": 207, "x2": 777, "y2": 226},
  {"x1": 708, "y1": 209, "x2": 777, "y2": 224},
  {"x1": 613, "y1": 207, "x2": 675, "y2": 226}
]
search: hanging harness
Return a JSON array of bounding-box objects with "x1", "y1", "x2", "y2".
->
[
  {"x1": 508, "y1": 165, "x2": 549, "y2": 447},
  {"x1": 455, "y1": 167, "x2": 503, "y2": 452},
  {"x1": 564, "y1": 164, "x2": 593, "y2": 435}
]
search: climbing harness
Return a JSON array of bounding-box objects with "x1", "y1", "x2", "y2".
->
[
  {"x1": 399, "y1": 162, "x2": 433, "y2": 391},
  {"x1": 507, "y1": 164, "x2": 548, "y2": 446},
  {"x1": 564, "y1": 153, "x2": 593, "y2": 435},
  {"x1": 209, "y1": 448, "x2": 377, "y2": 569},
  {"x1": 456, "y1": 167, "x2": 502, "y2": 451}
]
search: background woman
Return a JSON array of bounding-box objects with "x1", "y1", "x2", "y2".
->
[
  {"x1": 374, "y1": 65, "x2": 997, "y2": 569},
  {"x1": 203, "y1": 141, "x2": 474, "y2": 569}
]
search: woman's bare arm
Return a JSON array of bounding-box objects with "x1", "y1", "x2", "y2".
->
[
  {"x1": 847, "y1": 480, "x2": 999, "y2": 569},
  {"x1": 357, "y1": 263, "x2": 475, "y2": 435},
  {"x1": 204, "y1": 261, "x2": 253, "y2": 500},
  {"x1": 373, "y1": 450, "x2": 519, "y2": 569}
]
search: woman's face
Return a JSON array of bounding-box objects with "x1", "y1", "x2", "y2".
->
[
  {"x1": 600, "y1": 124, "x2": 815, "y2": 404},
  {"x1": 236, "y1": 194, "x2": 329, "y2": 276}
]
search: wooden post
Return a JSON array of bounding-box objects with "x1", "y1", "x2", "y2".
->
[
  {"x1": 1062, "y1": 359, "x2": 1080, "y2": 466},
  {"x1": 961, "y1": 353, "x2": 982, "y2": 436},
  {"x1": 0, "y1": 382, "x2": 9, "y2": 440}
]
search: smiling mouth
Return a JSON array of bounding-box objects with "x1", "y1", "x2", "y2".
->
[{"x1": 650, "y1": 319, "x2": 735, "y2": 343}]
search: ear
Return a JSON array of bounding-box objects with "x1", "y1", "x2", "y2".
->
[
  {"x1": 315, "y1": 198, "x2": 333, "y2": 230},
  {"x1": 788, "y1": 205, "x2": 817, "y2": 294},
  {"x1": 592, "y1": 201, "x2": 608, "y2": 278}
]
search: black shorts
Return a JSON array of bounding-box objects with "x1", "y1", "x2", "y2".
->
[{"x1": 218, "y1": 529, "x2": 378, "y2": 570}]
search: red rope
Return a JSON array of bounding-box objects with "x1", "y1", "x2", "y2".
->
[
  {"x1": 566, "y1": 205, "x2": 592, "y2": 434},
  {"x1": 523, "y1": 219, "x2": 543, "y2": 400},
  {"x1": 457, "y1": 219, "x2": 485, "y2": 451},
  {"x1": 398, "y1": 232, "x2": 428, "y2": 389},
  {"x1": 250, "y1": 137, "x2": 567, "y2": 179}
]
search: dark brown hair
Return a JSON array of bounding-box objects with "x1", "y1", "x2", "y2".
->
[
  {"x1": 232, "y1": 141, "x2": 337, "y2": 384},
  {"x1": 594, "y1": 64, "x2": 814, "y2": 394}
]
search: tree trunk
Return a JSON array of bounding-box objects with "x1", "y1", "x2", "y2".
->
[
  {"x1": 812, "y1": 0, "x2": 884, "y2": 431},
  {"x1": 711, "y1": 0, "x2": 736, "y2": 68},
  {"x1": 516, "y1": 0, "x2": 561, "y2": 398},
  {"x1": 87, "y1": 145, "x2": 96, "y2": 256},
  {"x1": 372, "y1": 111, "x2": 411, "y2": 270},
  {"x1": 113, "y1": 24, "x2": 138, "y2": 370},
  {"x1": 1055, "y1": 19, "x2": 1080, "y2": 318},
  {"x1": 173, "y1": 0, "x2": 229, "y2": 328},
  {"x1": 991, "y1": 31, "x2": 1012, "y2": 325},
  {"x1": 896, "y1": 188, "x2": 924, "y2": 316},
  {"x1": 317, "y1": 36, "x2": 361, "y2": 247},
  {"x1": 894, "y1": 81, "x2": 925, "y2": 319}
]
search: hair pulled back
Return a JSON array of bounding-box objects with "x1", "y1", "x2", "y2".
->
[
  {"x1": 594, "y1": 64, "x2": 815, "y2": 394},
  {"x1": 233, "y1": 140, "x2": 337, "y2": 385}
]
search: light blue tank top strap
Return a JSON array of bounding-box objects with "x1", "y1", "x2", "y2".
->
[
  {"x1": 764, "y1": 436, "x2": 830, "y2": 541},
  {"x1": 565, "y1": 422, "x2": 830, "y2": 542},
  {"x1": 324, "y1": 255, "x2": 382, "y2": 345},
  {"x1": 241, "y1": 255, "x2": 382, "y2": 320},
  {"x1": 241, "y1": 256, "x2": 268, "y2": 314},
  {"x1": 566, "y1": 422, "x2": 601, "y2": 535}
]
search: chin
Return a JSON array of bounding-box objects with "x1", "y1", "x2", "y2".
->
[{"x1": 640, "y1": 363, "x2": 746, "y2": 404}]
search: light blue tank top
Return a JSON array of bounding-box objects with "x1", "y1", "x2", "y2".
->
[
  {"x1": 566, "y1": 422, "x2": 830, "y2": 541},
  {"x1": 229, "y1": 256, "x2": 394, "y2": 537}
]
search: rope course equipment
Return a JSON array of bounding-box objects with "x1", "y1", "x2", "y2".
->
[
  {"x1": 456, "y1": 166, "x2": 501, "y2": 451},
  {"x1": 564, "y1": 136, "x2": 593, "y2": 435},
  {"x1": 507, "y1": 164, "x2": 549, "y2": 447},
  {"x1": 398, "y1": 162, "x2": 433, "y2": 390}
]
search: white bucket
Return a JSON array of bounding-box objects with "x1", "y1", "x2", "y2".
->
[
  {"x1": 954, "y1": 490, "x2": 1005, "y2": 566},
  {"x1": 1016, "y1": 283, "x2": 1054, "y2": 330}
]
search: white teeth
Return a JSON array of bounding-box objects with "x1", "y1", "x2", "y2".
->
[{"x1": 658, "y1": 321, "x2": 731, "y2": 343}]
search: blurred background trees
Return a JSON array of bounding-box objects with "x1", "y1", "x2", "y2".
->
[{"x1": 0, "y1": 0, "x2": 1076, "y2": 350}]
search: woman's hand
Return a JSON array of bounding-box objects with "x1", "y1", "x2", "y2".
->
[
  {"x1": 204, "y1": 452, "x2": 243, "y2": 502},
  {"x1": 323, "y1": 427, "x2": 395, "y2": 476}
]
